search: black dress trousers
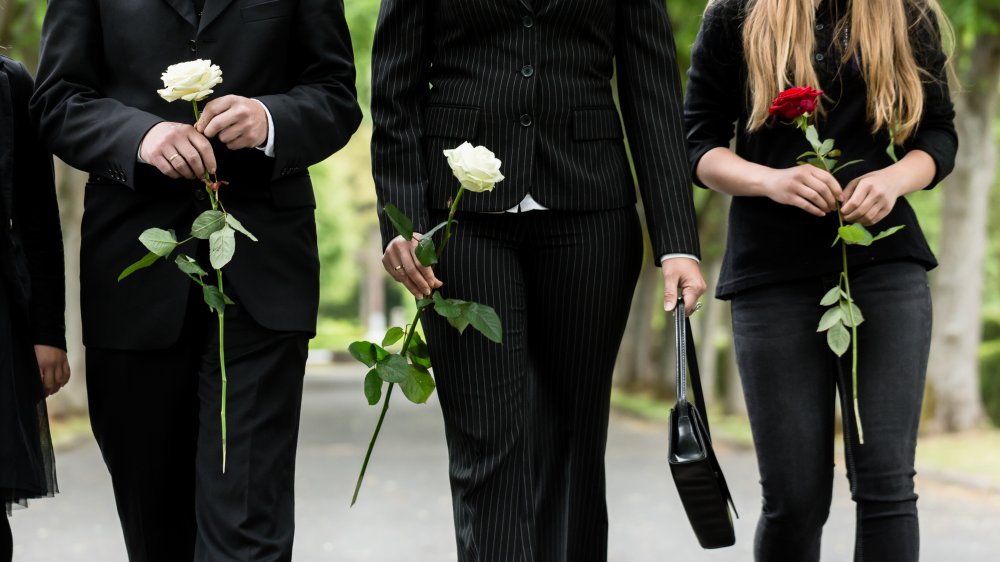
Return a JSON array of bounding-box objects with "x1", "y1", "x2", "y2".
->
[
  {"x1": 422, "y1": 208, "x2": 643, "y2": 562},
  {"x1": 87, "y1": 281, "x2": 308, "y2": 562}
]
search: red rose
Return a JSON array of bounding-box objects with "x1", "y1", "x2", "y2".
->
[{"x1": 769, "y1": 86, "x2": 824, "y2": 120}]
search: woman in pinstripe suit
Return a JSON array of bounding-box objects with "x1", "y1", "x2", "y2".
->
[{"x1": 371, "y1": 1, "x2": 705, "y2": 560}]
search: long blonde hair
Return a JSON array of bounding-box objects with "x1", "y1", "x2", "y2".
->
[{"x1": 738, "y1": 0, "x2": 950, "y2": 143}]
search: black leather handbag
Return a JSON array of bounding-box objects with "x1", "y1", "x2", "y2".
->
[{"x1": 668, "y1": 301, "x2": 738, "y2": 549}]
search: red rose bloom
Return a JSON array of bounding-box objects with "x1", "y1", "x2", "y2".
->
[{"x1": 769, "y1": 86, "x2": 824, "y2": 120}]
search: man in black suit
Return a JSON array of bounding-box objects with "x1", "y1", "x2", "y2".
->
[
  {"x1": 31, "y1": 1, "x2": 361, "y2": 560},
  {"x1": 372, "y1": 0, "x2": 705, "y2": 560}
]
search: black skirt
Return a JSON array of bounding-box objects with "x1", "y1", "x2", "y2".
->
[{"x1": 0, "y1": 272, "x2": 57, "y2": 512}]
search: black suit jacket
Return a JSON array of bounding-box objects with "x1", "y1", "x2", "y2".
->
[
  {"x1": 0, "y1": 57, "x2": 66, "y2": 350},
  {"x1": 371, "y1": 0, "x2": 700, "y2": 260},
  {"x1": 31, "y1": 0, "x2": 362, "y2": 350}
]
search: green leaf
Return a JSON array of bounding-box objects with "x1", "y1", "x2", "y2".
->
[
  {"x1": 832, "y1": 159, "x2": 864, "y2": 174},
  {"x1": 466, "y1": 302, "x2": 503, "y2": 344},
  {"x1": 432, "y1": 293, "x2": 463, "y2": 318},
  {"x1": 373, "y1": 345, "x2": 390, "y2": 362},
  {"x1": 807, "y1": 157, "x2": 827, "y2": 170},
  {"x1": 827, "y1": 323, "x2": 851, "y2": 357},
  {"x1": 817, "y1": 306, "x2": 844, "y2": 332},
  {"x1": 138, "y1": 228, "x2": 179, "y2": 257},
  {"x1": 838, "y1": 224, "x2": 874, "y2": 246},
  {"x1": 416, "y1": 297, "x2": 434, "y2": 309},
  {"x1": 415, "y1": 236, "x2": 438, "y2": 267},
  {"x1": 422, "y1": 220, "x2": 451, "y2": 240},
  {"x1": 375, "y1": 354, "x2": 409, "y2": 383},
  {"x1": 382, "y1": 327, "x2": 405, "y2": 347},
  {"x1": 828, "y1": 149, "x2": 841, "y2": 158},
  {"x1": 796, "y1": 150, "x2": 817, "y2": 160},
  {"x1": 118, "y1": 251, "x2": 161, "y2": 282},
  {"x1": 175, "y1": 254, "x2": 208, "y2": 279},
  {"x1": 818, "y1": 138, "x2": 834, "y2": 156},
  {"x1": 383, "y1": 203, "x2": 414, "y2": 241},
  {"x1": 805, "y1": 125, "x2": 821, "y2": 149},
  {"x1": 191, "y1": 210, "x2": 226, "y2": 240},
  {"x1": 202, "y1": 285, "x2": 230, "y2": 314},
  {"x1": 400, "y1": 365, "x2": 436, "y2": 404},
  {"x1": 209, "y1": 226, "x2": 236, "y2": 269},
  {"x1": 226, "y1": 214, "x2": 258, "y2": 242},
  {"x1": 364, "y1": 370, "x2": 383, "y2": 405},
  {"x1": 447, "y1": 314, "x2": 471, "y2": 334},
  {"x1": 407, "y1": 331, "x2": 432, "y2": 368},
  {"x1": 349, "y1": 341, "x2": 378, "y2": 367},
  {"x1": 872, "y1": 225, "x2": 906, "y2": 243},
  {"x1": 840, "y1": 301, "x2": 865, "y2": 327},
  {"x1": 819, "y1": 286, "x2": 842, "y2": 307}
]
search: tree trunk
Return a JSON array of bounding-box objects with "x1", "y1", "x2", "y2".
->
[{"x1": 927, "y1": 31, "x2": 1000, "y2": 432}]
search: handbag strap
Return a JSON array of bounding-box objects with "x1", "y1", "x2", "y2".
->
[{"x1": 674, "y1": 300, "x2": 713, "y2": 441}]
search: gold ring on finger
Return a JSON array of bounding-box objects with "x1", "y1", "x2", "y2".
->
[
  {"x1": 394, "y1": 265, "x2": 404, "y2": 271},
  {"x1": 168, "y1": 153, "x2": 181, "y2": 162}
]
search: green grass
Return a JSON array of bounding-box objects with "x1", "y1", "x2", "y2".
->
[
  {"x1": 612, "y1": 388, "x2": 1000, "y2": 489},
  {"x1": 610, "y1": 388, "x2": 754, "y2": 447},
  {"x1": 916, "y1": 429, "x2": 1000, "y2": 489}
]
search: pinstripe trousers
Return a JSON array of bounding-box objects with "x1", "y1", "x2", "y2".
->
[{"x1": 422, "y1": 207, "x2": 643, "y2": 562}]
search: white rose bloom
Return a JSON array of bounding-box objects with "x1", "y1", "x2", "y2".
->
[
  {"x1": 157, "y1": 59, "x2": 224, "y2": 103},
  {"x1": 442, "y1": 142, "x2": 505, "y2": 193}
]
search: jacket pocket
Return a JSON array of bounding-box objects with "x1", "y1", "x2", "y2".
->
[
  {"x1": 423, "y1": 105, "x2": 481, "y2": 139},
  {"x1": 241, "y1": 0, "x2": 293, "y2": 22},
  {"x1": 573, "y1": 107, "x2": 624, "y2": 141}
]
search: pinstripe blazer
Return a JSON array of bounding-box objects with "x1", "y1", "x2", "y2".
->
[{"x1": 371, "y1": 0, "x2": 701, "y2": 259}]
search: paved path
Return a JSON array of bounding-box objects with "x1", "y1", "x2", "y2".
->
[{"x1": 10, "y1": 365, "x2": 1000, "y2": 561}]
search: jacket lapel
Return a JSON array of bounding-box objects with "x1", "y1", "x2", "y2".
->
[
  {"x1": 199, "y1": 0, "x2": 238, "y2": 33},
  {"x1": 518, "y1": 0, "x2": 533, "y2": 12},
  {"x1": 163, "y1": 0, "x2": 199, "y2": 28}
]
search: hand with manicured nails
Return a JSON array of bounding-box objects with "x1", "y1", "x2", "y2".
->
[
  {"x1": 662, "y1": 257, "x2": 707, "y2": 317},
  {"x1": 383, "y1": 234, "x2": 443, "y2": 298}
]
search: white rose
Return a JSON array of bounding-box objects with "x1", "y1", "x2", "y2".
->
[
  {"x1": 442, "y1": 142, "x2": 505, "y2": 193},
  {"x1": 157, "y1": 59, "x2": 224, "y2": 103}
]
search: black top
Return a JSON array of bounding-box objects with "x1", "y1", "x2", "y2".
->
[
  {"x1": 0, "y1": 56, "x2": 65, "y2": 350},
  {"x1": 371, "y1": 0, "x2": 701, "y2": 260},
  {"x1": 684, "y1": 0, "x2": 957, "y2": 299}
]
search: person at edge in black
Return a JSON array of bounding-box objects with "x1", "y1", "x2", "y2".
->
[
  {"x1": 30, "y1": 1, "x2": 361, "y2": 560},
  {"x1": 685, "y1": 0, "x2": 956, "y2": 560},
  {"x1": 0, "y1": 55, "x2": 70, "y2": 562},
  {"x1": 372, "y1": 0, "x2": 707, "y2": 560}
]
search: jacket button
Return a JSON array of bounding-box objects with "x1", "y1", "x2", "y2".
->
[
  {"x1": 522, "y1": 15, "x2": 534, "y2": 28},
  {"x1": 519, "y1": 114, "x2": 532, "y2": 127},
  {"x1": 189, "y1": 39, "x2": 197, "y2": 52},
  {"x1": 815, "y1": 53, "x2": 825, "y2": 62},
  {"x1": 521, "y1": 65, "x2": 534, "y2": 78}
]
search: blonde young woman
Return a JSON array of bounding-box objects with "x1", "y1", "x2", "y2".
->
[{"x1": 685, "y1": 0, "x2": 956, "y2": 560}]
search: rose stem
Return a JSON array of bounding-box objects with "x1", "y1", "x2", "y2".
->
[{"x1": 352, "y1": 185, "x2": 466, "y2": 505}]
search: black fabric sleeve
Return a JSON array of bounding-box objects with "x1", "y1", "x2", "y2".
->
[
  {"x1": 902, "y1": 8, "x2": 958, "y2": 189},
  {"x1": 683, "y1": 0, "x2": 744, "y2": 190},
  {"x1": 370, "y1": 0, "x2": 434, "y2": 247},
  {"x1": 10, "y1": 62, "x2": 67, "y2": 350},
  {"x1": 30, "y1": 0, "x2": 163, "y2": 190},
  {"x1": 615, "y1": 0, "x2": 701, "y2": 259},
  {"x1": 256, "y1": 0, "x2": 362, "y2": 181}
]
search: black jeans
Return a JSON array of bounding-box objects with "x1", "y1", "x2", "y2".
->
[{"x1": 731, "y1": 260, "x2": 931, "y2": 562}]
